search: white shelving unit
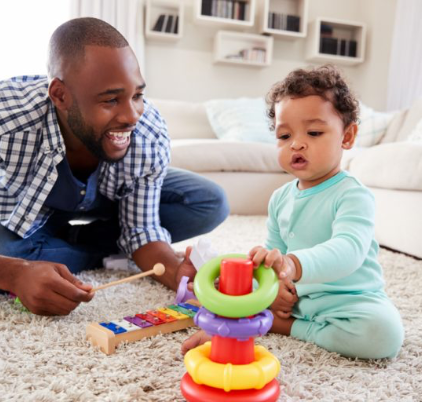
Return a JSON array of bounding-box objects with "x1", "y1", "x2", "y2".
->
[
  {"x1": 306, "y1": 17, "x2": 366, "y2": 65},
  {"x1": 145, "y1": 0, "x2": 184, "y2": 40},
  {"x1": 214, "y1": 30, "x2": 273, "y2": 67},
  {"x1": 194, "y1": 0, "x2": 256, "y2": 28},
  {"x1": 260, "y1": 0, "x2": 308, "y2": 38}
]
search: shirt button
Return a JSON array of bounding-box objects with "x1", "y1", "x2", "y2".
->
[
  {"x1": 80, "y1": 206, "x2": 85, "y2": 210},
  {"x1": 47, "y1": 175, "x2": 55, "y2": 183},
  {"x1": 80, "y1": 190, "x2": 86, "y2": 196},
  {"x1": 57, "y1": 147, "x2": 63, "y2": 153},
  {"x1": 25, "y1": 215, "x2": 31, "y2": 221},
  {"x1": 44, "y1": 146, "x2": 50, "y2": 153},
  {"x1": 289, "y1": 232, "x2": 295, "y2": 238}
]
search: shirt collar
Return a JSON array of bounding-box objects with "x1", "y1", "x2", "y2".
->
[{"x1": 293, "y1": 171, "x2": 348, "y2": 198}]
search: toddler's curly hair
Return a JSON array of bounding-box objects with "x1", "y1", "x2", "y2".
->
[{"x1": 266, "y1": 65, "x2": 359, "y2": 130}]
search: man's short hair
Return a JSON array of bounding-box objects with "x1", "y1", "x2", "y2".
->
[{"x1": 47, "y1": 17, "x2": 129, "y2": 78}]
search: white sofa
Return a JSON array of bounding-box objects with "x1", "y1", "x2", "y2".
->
[{"x1": 151, "y1": 98, "x2": 422, "y2": 259}]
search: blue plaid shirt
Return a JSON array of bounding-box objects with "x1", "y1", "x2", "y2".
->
[{"x1": 0, "y1": 75, "x2": 171, "y2": 255}]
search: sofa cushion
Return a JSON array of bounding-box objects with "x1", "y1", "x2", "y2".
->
[
  {"x1": 170, "y1": 139, "x2": 282, "y2": 173},
  {"x1": 407, "y1": 117, "x2": 422, "y2": 142},
  {"x1": 381, "y1": 108, "x2": 408, "y2": 144},
  {"x1": 389, "y1": 98, "x2": 422, "y2": 143},
  {"x1": 205, "y1": 98, "x2": 276, "y2": 144},
  {"x1": 356, "y1": 102, "x2": 396, "y2": 147},
  {"x1": 149, "y1": 98, "x2": 216, "y2": 140},
  {"x1": 349, "y1": 142, "x2": 422, "y2": 190}
]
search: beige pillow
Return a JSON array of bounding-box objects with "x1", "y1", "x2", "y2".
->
[{"x1": 349, "y1": 142, "x2": 422, "y2": 190}]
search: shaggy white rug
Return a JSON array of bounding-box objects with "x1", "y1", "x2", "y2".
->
[{"x1": 0, "y1": 216, "x2": 421, "y2": 402}]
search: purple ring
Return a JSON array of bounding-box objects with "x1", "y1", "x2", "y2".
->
[
  {"x1": 175, "y1": 276, "x2": 196, "y2": 304},
  {"x1": 194, "y1": 307, "x2": 274, "y2": 341}
]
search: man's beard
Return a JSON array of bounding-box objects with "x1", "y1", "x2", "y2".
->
[{"x1": 67, "y1": 101, "x2": 129, "y2": 163}]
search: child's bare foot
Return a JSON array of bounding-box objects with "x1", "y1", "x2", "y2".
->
[{"x1": 181, "y1": 330, "x2": 211, "y2": 355}]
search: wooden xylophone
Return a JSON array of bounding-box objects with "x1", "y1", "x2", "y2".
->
[{"x1": 86, "y1": 300, "x2": 200, "y2": 355}]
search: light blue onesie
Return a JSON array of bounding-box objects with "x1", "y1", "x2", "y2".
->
[{"x1": 266, "y1": 171, "x2": 404, "y2": 358}]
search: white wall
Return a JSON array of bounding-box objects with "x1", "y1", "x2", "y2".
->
[
  {"x1": 144, "y1": 0, "x2": 397, "y2": 110},
  {"x1": 0, "y1": 0, "x2": 71, "y2": 80}
]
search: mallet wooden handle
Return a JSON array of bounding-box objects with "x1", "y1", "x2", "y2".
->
[{"x1": 91, "y1": 263, "x2": 165, "y2": 293}]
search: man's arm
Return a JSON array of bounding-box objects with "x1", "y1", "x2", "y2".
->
[{"x1": 132, "y1": 241, "x2": 195, "y2": 291}]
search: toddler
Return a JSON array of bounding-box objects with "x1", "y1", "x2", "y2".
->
[{"x1": 182, "y1": 65, "x2": 404, "y2": 359}]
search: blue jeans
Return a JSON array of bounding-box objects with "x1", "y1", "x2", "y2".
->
[{"x1": 0, "y1": 168, "x2": 229, "y2": 274}]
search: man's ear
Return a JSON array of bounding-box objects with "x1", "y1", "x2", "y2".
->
[
  {"x1": 342, "y1": 123, "x2": 358, "y2": 150},
  {"x1": 48, "y1": 78, "x2": 71, "y2": 111}
]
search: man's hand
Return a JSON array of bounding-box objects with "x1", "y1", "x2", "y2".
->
[
  {"x1": 11, "y1": 260, "x2": 94, "y2": 316},
  {"x1": 175, "y1": 246, "x2": 197, "y2": 288}
]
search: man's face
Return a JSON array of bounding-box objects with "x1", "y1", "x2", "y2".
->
[{"x1": 64, "y1": 45, "x2": 145, "y2": 162}]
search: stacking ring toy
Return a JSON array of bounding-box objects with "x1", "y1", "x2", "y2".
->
[
  {"x1": 194, "y1": 307, "x2": 273, "y2": 340},
  {"x1": 184, "y1": 341, "x2": 280, "y2": 391},
  {"x1": 175, "y1": 276, "x2": 196, "y2": 304},
  {"x1": 193, "y1": 254, "x2": 279, "y2": 318},
  {"x1": 181, "y1": 374, "x2": 281, "y2": 402}
]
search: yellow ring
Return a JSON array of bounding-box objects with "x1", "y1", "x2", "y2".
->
[{"x1": 184, "y1": 342, "x2": 280, "y2": 391}]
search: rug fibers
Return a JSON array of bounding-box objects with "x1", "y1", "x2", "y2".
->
[{"x1": 0, "y1": 216, "x2": 421, "y2": 401}]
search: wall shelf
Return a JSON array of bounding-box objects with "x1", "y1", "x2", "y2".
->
[
  {"x1": 145, "y1": 0, "x2": 183, "y2": 40},
  {"x1": 260, "y1": 0, "x2": 308, "y2": 38},
  {"x1": 306, "y1": 17, "x2": 366, "y2": 65},
  {"x1": 214, "y1": 30, "x2": 273, "y2": 67},
  {"x1": 195, "y1": 0, "x2": 256, "y2": 28}
]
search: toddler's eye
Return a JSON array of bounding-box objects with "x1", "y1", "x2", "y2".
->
[
  {"x1": 278, "y1": 134, "x2": 290, "y2": 140},
  {"x1": 308, "y1": 131, "x2": 323, "y2": 137}
]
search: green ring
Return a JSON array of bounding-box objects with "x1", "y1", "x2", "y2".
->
[{"x1": 193, "y1": 253, "x2": 279, "y2": 318}]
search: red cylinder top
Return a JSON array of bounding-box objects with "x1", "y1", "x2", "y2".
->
[{"x1": 219, "y1": 258, "x2": 253, "y2": 296}]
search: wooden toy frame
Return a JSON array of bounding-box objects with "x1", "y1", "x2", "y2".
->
[{"x1": 86, "y1": 300, "x2": 200, "y2": 355}]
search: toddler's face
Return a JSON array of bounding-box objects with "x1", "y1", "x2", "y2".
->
[{"x1": 274, "y1": 95, "x2": 356, "y2": 190}]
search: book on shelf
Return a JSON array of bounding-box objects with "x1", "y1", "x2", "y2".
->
[
  {"x1": 226, "y1": 46, "x2": 266, "y2": 63},
  {"x1": 202, "y1": 0, "x2": 249, "y2": 21},
  {"x1": 151, "y1": 14, "x2": 179, "y2": 35},
  {"x1": 348, "y1": 40, "x2": 357, "y2": 57},
  {"x1": 286, "y1": 15, "x2": 300, "y2": 32},
  {"x1": 165, "y1": 15, "x2": 174, "y2": 33},
  {"x1": 174, "y1": 15, "x2": 179, "y2": 34},
  {"x1": 202, "y1": 0, "x2": 212, "y2": 16},
  {"x1": 319, "y1": 37, "x2": 358, "y2": 57},
  {"x1": 320, "y1": 37, "x2": 338, "y2": 55},
  {"x1": 268, "y1": 12, "x2": 300, "y2": 32},
  {"x1": 152, "y1": 14, "x2": 166, "y2": 32},
  {"x1": 320, "y1": 23, "x2": 333, "y2": 36}
]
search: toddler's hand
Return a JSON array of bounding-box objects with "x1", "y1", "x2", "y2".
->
[
  {"x1": 249, "y1": 246, "x2": 300, "y2": 282},
  {"x1": 278, "y1": 254, "x2": 297, "y2": 282},
  {"x1": 249, "y1": 246, "x2": 284, "y2": 272},
  {"x1": 271, "y1": 279, "x2": 298, "y2": 319}
]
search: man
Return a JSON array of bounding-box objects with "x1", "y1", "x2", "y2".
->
[{"x1": 0, "y1": 17, "x2": 229, "y2": 316}]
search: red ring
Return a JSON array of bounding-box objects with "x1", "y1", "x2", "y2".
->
[{"x1": 180, "y1": 373, "x2": 280, "y2": 402}]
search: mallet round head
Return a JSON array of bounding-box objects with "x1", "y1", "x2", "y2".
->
[{"x1": 153, "y1": 263, "x2": 165, "y2": 276}]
